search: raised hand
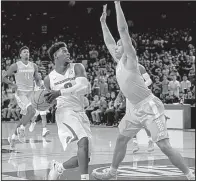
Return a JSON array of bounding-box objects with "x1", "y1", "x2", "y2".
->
[{"x1": 100, "y1": 4, "x2": 107, "y2": 23}]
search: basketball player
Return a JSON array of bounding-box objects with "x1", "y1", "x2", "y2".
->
[
  {"x1": 29, "y1": 72, "x2": 50, "y2": 137},
  {"x1": 101, "y1": 4, "x2": 154, "y2": 153},
  {"x1": 43, "y1": 42, "x2": 92, "y2": 180},
  {"x1": 115, "y1": 66, "x2": 154, "y2": 153},
  {"x1": 92, "y1": 2, "x2": 194, "y2": 180},
  {"x1": 2, "y1": 46, "x2": 42, "y2": 148}
]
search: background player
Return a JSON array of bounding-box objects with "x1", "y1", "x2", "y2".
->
[
  {"x1": 29, "y1": 71, "x2": 50, "y2": 137},
  {"x1": 100, "y1": 4, "x2": 154, "y2": 153},
  {"x1": 43, "y1": 42, "x2": 92, "y2": 180},
  {"x1": 2, "y1": 46, "x2": 42, "y2": 148},
  {"x1": 92, "y1": 2, "x2": 194, "y2": 180}
]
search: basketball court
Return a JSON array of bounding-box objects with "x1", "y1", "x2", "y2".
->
[{"x1": 1, "y1": 122, "x2": 195, "y2": 180}]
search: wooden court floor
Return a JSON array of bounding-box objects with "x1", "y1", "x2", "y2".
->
[{"x1": 1, "y1": 122, "x2": 195, "y2": 180}]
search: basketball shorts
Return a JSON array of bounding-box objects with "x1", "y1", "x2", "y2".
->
[
  {"x1": 56, "y1": 108, "x2": 92, "y2": 156},
  {"x1": 118, "y1": 94, "x2": 169, "y2": 143},
  {"x1": 15, "y1": 90, "x2": 40, "y2": 116}
]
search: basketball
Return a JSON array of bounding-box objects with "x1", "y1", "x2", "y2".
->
[{"x1": 31, "y1": 90, "x2": 51, "y2": 111}]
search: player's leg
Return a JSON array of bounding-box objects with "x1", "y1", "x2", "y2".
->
[
  {"x1": 144, "y1": 98, "x2": 194, "y2": 180},
  {"x1": 8, "y1": 93, "x2": 36, "y2": 147},
  {"x1": 157, "y1": 138, "x2": 194, "y2": 180},
  {"x1": 92, "y1": 117, "x2": 142, "y2": 180},
  {"x1": 48, "y1": 110, "x2": 91, "y2": 180},
  {"x1": 144, "y1": 127, "x2": 154, "y2": 152},
  {"x1": 132, "y1": 135, "x2": 139, "y2": 153},
  {"x1": 40, "y1": 111, "x2": 50, "y2": 137}
]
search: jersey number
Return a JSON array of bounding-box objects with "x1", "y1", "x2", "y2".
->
[
  {"x1": 64, "y1": 82, "x2": 72, "y2": 88},
  {"x1": 24, "y1": 73, "x2": 30, "y2": 79}
]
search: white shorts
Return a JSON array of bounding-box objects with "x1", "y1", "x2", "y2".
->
[
  {"x1": 56, "y1": 108, "x2": 92, "y2": 155},
  {"x1": 15, "y1": 90, "x2": 42, "y2": 117},
  {"x1": 119, "y1": 95, "x2": 168, "y2": 142},
  {"x1": 15, "y1": 90, "x2": 34, "y2": 115}
]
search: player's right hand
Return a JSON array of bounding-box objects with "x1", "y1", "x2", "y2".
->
[{"x1": 100, "y1": 4, "x2": 107, "y2": 23}]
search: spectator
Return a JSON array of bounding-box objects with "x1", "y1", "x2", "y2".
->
[
  {"x1": 95, "y1": 96, "x2": 108, "y2": 125},
  {"x1": 180, "y1": 75, "x2": 191, "y2": 94},
  {"x1": 92, "y1": 79, "x2": 100, "y2": 96},
  {"x1": 105, "y1": 91, "x2": 116, "y2": 126},
  {"x1": 99, "y1": 78, "x2": 108, "y2": 96},
  {"x1": 152, "y1": 76, "x2": 162, "y2": 99},
  {"x1": 89, "y1": 95, "x2": 100, "y2": 124},
  {"x1": 168, "y1": 75, "x2": 180, "y2": 98},
  {"x1": 114, "y1": 92, "x2": 126, "y2": 125},
  {"x1": 161, "y1": 75, "x2": 169, "y2": 100}
]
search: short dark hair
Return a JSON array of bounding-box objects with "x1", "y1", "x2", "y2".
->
[
  {"x1": 48, "y1": 42, "x2": 66, "y2": 60},
  {"x1": 19, "y1": 46, "x2": 29, "y2": 55}
]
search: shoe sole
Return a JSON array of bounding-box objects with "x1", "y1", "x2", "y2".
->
[
  {"x1": 92, "y1": 173, "x2": 117, "y2": 180},
  {"x1": 42, "y1": 130, "x2": 50, "y2": 137}
]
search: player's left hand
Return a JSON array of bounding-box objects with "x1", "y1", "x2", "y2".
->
[
  {"x1": 44, "y1": 90, "x2": 61, "y2": 103},
  {"x1": 114, "y1": 1, "x2": 120, "y2": 4}
]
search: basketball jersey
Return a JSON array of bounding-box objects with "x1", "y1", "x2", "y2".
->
[
  {"x1": 49, "y1": 63, "x2": 85, "y2": 111},
  {"x1": 15, "y1": 61, "x2": 35, "y2": 91},
  {"x1": 116, "y1": 59, "x2": 152, "y2": 105}
]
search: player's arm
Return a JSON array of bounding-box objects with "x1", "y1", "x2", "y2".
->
[
  {"x1": 33, "y1": 64, "x2": 41, "y2": 87},
  {"x1": 44, "y1": 75, "x2": 51, "y2": 91},
  {"x1": 139, "y1": 64, "x2": 152, "y2": 87},
  {"x1": 101, "y1": 5, "x2": 117, "y2": 62},
  {"x1": 60, "y1": 63, "x2": 89, "y2": 96},
  {"x1": 44, "y1": 64, "x2": 89, "y2": 103},
  {"x1": 2, "y1": 63, "x2": 18, "y2": 88},
  {"x1": 114, "y1": 1, "x2": 137, "y2": 68}
]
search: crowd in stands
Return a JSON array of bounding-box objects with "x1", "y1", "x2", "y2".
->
[{"x1": 2, "y1": 27, "x2": 196, "y2": 125}]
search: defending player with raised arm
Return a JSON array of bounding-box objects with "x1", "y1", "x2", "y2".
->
[
  {"x1": 43, "y1": 42, "x2": 92, "y2": 180},
  {"x1": 92, "y1": 2, "x2": 194, "y2": 180},
  {"x1": 2, "y1": 46, "x2": 42, "y2": 148}
]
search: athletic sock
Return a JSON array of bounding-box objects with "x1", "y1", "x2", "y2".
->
[
  {"x1": 110, "y1": 166, "x2": 117, "y2": 175},
  {"x1": 81, "y1": 174, "x2": 89, "y2": 180}
]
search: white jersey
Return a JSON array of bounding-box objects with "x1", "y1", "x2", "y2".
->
[
  {"x1": 15, "y1": 61, "x2": 35, "y2": 91},
  {"x1": 116, "y1": 59, "x2": 152, "y2": 105},
  {"x1": 49, "y1": 63, "x2": 85, "y2": 111}
]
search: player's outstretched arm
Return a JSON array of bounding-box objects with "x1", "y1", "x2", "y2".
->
[
  {"x1": 100, "y1": 4, "x2": 117, "y2": 62},
  {"x1": 114, "y1": 1, "x2": 137, "y2": 67}
]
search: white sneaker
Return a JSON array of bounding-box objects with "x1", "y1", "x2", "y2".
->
[
  {"x1": 92, "y1": 168, "x2": 117, "y2": 180},
  {"x1": 42, "y1": 128, "x2": 50, "y2": 137},
  {"x1": 48, "y1": 160, "x2": 64, "y2": 180},
  {"x1": 147, "y1": 140, "x2": 155, "y2": 152},
  {"x1": 8, "y1": 137, "x2": 16, "y2": 150},
  {"x1": 29, "y1": 121, "x2": 36, "y2": 132},
  {"x1": 132, "y1": 142, "x2": 139, "y2": 153},
  {"x1": 17, "y1": 126, "x2": 26, "y2": 143}
]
